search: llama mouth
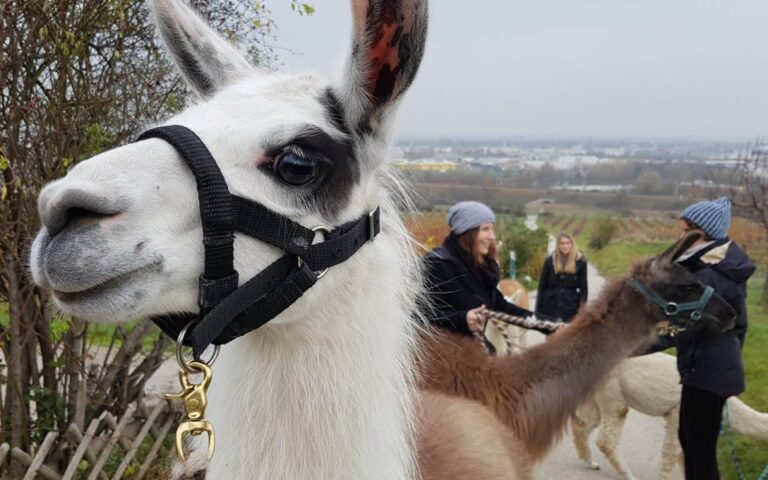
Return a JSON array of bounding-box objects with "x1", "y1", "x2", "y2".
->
[{"x1": 52, "y1": 262, "x2": 162, "y2": 304}]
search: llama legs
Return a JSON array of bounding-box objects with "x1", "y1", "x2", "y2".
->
[
  {"x1": 572, "y1": 399, "x2": 601, "y2": 470},
  {"x1": 596, "y1": 406, "x2": 638, "y2": 480}
]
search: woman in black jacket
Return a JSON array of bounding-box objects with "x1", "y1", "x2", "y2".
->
[
  {"x1": 423, "y1": 201, "x2": 533, "y2": 336},
  {"x1": 646, "y1": 197, "x2": 755, "y2": 480},
  {"x1": 535, "y1": 233, "x2": 588, "y2": 323}
]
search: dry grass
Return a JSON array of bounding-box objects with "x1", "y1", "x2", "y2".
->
[{"x1": 404, "y1": 212, "x2": 450, "y2": 254}]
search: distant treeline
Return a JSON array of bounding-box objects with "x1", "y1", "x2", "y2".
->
[
  {"x1": 403, "y1": 160, "x2": 736, "y2": 198},
  {"x1": 409, "y1": 182, "x2": 688, "y2": 214}
]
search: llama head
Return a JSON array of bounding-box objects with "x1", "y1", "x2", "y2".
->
[
  {"x1": 30, "y1": 0, "x2": 427, "y2": 325},
  {"x1": 630, "y1": 231, "x2": 735, "y2": 332}
]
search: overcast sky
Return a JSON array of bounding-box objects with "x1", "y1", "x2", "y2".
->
[{"x1": 269, "y1": 1, "x2": 768, "y2": 142}]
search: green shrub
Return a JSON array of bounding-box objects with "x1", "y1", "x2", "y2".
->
[
  {"x1": 589, "y1": 217, "x2": 619, "y2": 250},
  {"x1": 496, "y1": 218, "x2": 550, "y2": 279}
]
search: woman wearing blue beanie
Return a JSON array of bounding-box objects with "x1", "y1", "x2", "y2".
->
[
  {"x1": 647, "y1": 197, "x2": 755, "y2": 480},
  {"x1": 422, "y1": 201, "x2": 534, "y2": 336}
]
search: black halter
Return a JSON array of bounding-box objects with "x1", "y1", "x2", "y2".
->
[
  {"x1": 629, "y1": 278, "x2": 715, "y2": 328},
  {"x1": 137, "y1": 125, "x2": 380, "y2": 357}
]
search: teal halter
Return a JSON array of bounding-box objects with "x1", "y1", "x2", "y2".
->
[{"x1": 629, "y1": 278, "x2": 715, "y2": 328}]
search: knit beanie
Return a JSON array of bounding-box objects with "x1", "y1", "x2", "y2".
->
[
  {"x1": 680, "y1": 196, "x2": 731, "y2": 240},
  {"x1": 447, "y1": 201, "x2": 495, "y2": 235}
]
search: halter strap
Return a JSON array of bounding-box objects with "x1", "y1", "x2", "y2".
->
[
  {"x1": 138, "y1": 126, "x2": 238, "y2": 314},
  {"x1": 137, "y1": 125, "x2": 380, "y2": 357},
  {"x1": 629, "y1": 278, "x2": 714, "y2": 327}
]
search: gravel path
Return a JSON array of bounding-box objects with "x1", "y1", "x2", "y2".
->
[{"x1": 536, "y1": 410, "x2": 679, "y2": 480}]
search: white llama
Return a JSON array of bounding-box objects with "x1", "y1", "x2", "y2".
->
[
  {"x1": 27, "y1": 1, "x2": 741, "y2": 479},
  {"x1": 31, "y1": 0, "x2": 427, "y2": 478},
  {"x1": 573, "y1": 352, "x2": 768, "y2": 480}
]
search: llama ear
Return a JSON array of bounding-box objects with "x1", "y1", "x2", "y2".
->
[
  {"x1": 340, "y1": 0, "x2": 428, "y2": 143},
  {"x1": 152, "y1": 0, "x2": 254, "y2": 98},
  {"x1": 654, "y1": 230, "x2": 704, "y2": 268}
]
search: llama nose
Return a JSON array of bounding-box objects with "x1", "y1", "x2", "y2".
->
[{"x1": 38, "y1": 184, "x2": 127, "y2": 237}]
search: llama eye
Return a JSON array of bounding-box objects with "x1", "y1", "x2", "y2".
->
[{"x1": 274, "y1": 150, "x2": 320, "y2": 186}]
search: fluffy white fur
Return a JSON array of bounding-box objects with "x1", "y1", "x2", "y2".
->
[{"x1": 30, "y1": 0, "x2": 426, "y2": 478}]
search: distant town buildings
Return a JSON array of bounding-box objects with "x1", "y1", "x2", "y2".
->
[
  {"x1": 392, "y1": 159, "x2": 459, "y2": 172},
  {"x1": 390, "y1": 139, "x2": 745, "y2": 195},
  {"x1": 392, "y1": 139, "x2": 742, "y2": 173}
]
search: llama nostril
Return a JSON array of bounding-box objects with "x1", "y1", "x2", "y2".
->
[{"x1": 40, "y1": 187, "x2": 128, "y2": 236}]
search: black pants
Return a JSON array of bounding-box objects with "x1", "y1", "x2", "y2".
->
[{"x1": 679, "y1": 385, "x2": 728, "y2": 480}]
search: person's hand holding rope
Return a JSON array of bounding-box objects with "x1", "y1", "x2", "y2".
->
[{"x1": 466, "y1": 305, "x2": 487, "y2": 334}]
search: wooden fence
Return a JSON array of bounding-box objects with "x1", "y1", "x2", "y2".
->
[{"x1": 1, "y1": 401, "x2": 176, "y2": 480}]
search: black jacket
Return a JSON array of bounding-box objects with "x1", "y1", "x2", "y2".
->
[
  {"x1": 535, "y1": 254, "x2": 588, "y2": 322},
  {"x1": 423, "y1": 245, "x2": 532, "y2": 335},
  {"x1": 649, "y1": 239, "x2": 755, "y2": 397}
]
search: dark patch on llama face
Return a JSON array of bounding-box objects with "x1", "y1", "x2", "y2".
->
[
  {"x1": 261, "y1": 124, "x2": 358, "y2": 220},
  {"x1": 321, "y1": 88, "x2": 351, "y2": 138},
  {"x1": 353, "y1": 0, "x2": 427, "y2": 136},
  {"x1": 161, "y1": 13, "x2": 215, "y2": 96}
]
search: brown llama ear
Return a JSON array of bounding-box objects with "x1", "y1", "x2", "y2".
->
[
  {"x1": 653, "y1": 230, "x2": 705, "y2": 268},
  {"x1": 340, "y1": 0, "x2": 428, "y2": 142}
]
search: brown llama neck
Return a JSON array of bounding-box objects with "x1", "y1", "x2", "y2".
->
[{"x1": 418, "y1": 277, "x2": 656, "y2": 462}]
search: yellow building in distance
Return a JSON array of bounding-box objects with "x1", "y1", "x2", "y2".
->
[{"x1": 391, "y1": 160, "x2": 460, "y2": 172}]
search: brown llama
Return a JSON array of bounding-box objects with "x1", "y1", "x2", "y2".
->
[
  {"x1": 417, "y1": 391, "x2": 533, "y2": 480},
  {"x1": 417, "y1": 231, "x2": 736, "y2": 472}
]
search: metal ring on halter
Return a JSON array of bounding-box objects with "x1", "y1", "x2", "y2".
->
[
  {"x1": 176, "y1": 320, "x2": 220, "y2": 371},
  {"x1": 664, "y1": 302, "x2": 680, "y2": 316},
  {"x1": 297, "y1": 226, "x2": 331, "y2": 279}
]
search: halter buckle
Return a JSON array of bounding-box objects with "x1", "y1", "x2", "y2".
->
[{"x1": 368, "y1": 207, "x2": 380, "y2": 243}]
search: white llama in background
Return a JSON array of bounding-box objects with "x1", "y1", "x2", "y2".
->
[{"x1": 572, "y1": 352, "x2": 768, "y2": 480}]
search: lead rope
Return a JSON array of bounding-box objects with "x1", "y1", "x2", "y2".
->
[
  {"x1": 721, "y1": 403, "x2": 768, "y2": 480},
  {"x1": 479, "y1": 309, "x2": 567, "y2": 333},
  {"x1": 474, "y1": 309, "x2": 567, "y2": 354},
  {"x1": 475, "y1": 310, "x2": 685, "y2": 354}
]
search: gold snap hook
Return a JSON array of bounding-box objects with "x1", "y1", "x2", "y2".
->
[
  {"x1": 165, "y1": 361, "x2": 212, "y2": 420},
  {"x1": 165, "y1": 360, "x2": 216, "y2": 461},
  {"x1": 656, "y1": 324, "x2": 685, "y2": 337}
]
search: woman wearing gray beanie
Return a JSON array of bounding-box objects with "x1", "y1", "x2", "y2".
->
[{"x1": 422, "y1": 201, "x2": 534, "y2": 336}]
